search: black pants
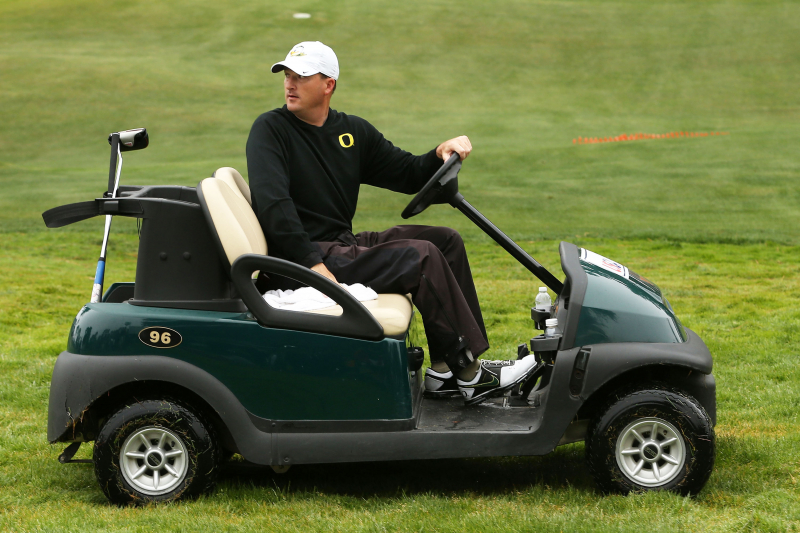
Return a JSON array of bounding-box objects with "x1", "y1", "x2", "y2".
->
[{"x1": 316, "y1": 225, "x2": 489, "y2": 369}]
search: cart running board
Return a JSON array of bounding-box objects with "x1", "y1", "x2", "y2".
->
[{"x1": 58, "y1": 442, "x2": 92, "y2": 464}]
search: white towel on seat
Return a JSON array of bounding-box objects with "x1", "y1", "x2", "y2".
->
[{"x1": 263, "y1": 283, "x2": 378, "y2": 312}]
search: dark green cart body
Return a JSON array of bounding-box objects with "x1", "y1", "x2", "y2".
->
[{"x1": 46, "y1": 184, "x2": 714, "y2": 468}]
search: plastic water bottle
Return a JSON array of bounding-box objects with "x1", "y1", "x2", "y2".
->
[
  {"x1": 535, "y1": 287, "x2": 552, "y2": 311},
  {"x1": 544, "y1": 318, "x2": 558, "y2": 338}
]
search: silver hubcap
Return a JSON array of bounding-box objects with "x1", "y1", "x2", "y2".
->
[
  {"x1": 615, "y1": 417, "x2": 686, "y2": 487},
  {"x1": 120, "y1": 427, "x2": 188, "y2": 495}
]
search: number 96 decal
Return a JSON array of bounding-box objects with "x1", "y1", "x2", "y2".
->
[{"x1": 138, "y1": 327, "x2": 182, "y2": 348}]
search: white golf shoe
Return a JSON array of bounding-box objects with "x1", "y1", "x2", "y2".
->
[
  {"x1": 457, "y1": 356, "x2": 539, "y2": 406},
  {"x1": 424, "y1": 368, "x2": 460, "y2": 397}
]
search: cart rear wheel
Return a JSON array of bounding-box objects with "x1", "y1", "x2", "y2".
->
[
  {"x1": 93, "y1": 399, "x2": 220, "y2": 504},
  {"x1": 586, "y1": 386, "x2": 714, "y2": 496}
]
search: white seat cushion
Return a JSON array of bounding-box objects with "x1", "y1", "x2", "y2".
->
[
  {"x1": 214, "y1": 167, "x2": 252, "y2": 205},
  {"x1": 200, "y1": 177, "x2": 266, "y2": 265},
  {"x1": 202, "y1": 170, "x2": 412, "y2": 337},
  {"x1": 306, "y1": 294, "x2": 413, "y2": 337}
]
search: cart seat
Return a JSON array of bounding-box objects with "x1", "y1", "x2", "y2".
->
[
  {"x1": 213, "y1": 167, "x2": 251, "y2": 205},
  {"x1": 199, "y1": 174, "x2": 413, "y2": 337}
]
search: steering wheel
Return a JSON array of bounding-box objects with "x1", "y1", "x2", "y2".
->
[{"x1": 401, "y1": 153, "x2": 462, "y2": 219}]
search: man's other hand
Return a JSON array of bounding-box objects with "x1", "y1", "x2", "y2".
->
[
  {"x1": 311, "y1": 262, "x2": 338, "y2": 283},
  {"x1": 436, "y1": 136, "x2": 472, "y2": 161}
]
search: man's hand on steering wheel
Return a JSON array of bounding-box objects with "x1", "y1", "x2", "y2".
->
[
  {"x1": 436, "y1": 135, "x2": 472, "y2": 161},
  {"x1": 401, "y1": 150, "x2": 465, "y2": 219}
]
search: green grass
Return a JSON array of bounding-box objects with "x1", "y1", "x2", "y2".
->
[
  {"x1": 2, "y1": 235, "x2": 799, "y2": 531},
  {"x1": 2, "y1": 0, "x2": 800, "y2": 530}
]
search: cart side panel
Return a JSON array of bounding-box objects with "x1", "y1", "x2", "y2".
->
[{"x1": 65, "y1": 304, "x2": 413, "y2": 421}]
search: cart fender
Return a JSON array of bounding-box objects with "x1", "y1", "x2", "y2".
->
[
  {"x1": 47, "y1": 351, "x2": 274, "y2": 464},
  {"x1": 577, "y1": 328, "x2": 716, "y2": 424}
]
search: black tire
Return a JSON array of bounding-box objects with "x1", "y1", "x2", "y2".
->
[
  {"x1": 93, "y1": 398, "x2": 220, "y2": 505},
  {"x1": 586, "y1": 386, "x2": 715, "y2": 496}
]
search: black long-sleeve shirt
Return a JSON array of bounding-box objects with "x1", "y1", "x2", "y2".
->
[{"x1": 246, "y1": 106, "x2": 442, "y2": 267}]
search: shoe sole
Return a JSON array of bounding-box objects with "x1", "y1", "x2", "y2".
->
[
  {"x1": 423, "y1": 389, "x2": 461, "y2": 399},
  {"x1": 462, "y1": 364, "x2": 542, "y2": 406}
]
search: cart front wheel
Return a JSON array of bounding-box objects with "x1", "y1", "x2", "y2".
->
[
  {"x1": 93, "y1": 399, "x2": 220, "y2": 505},
  {"x1": 586, "y1": 387, "x2": 715, "y2": 496}
]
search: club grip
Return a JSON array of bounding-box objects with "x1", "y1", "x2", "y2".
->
[{"x1": 108, "y1": 133, "x2": 120, "y2": 195}]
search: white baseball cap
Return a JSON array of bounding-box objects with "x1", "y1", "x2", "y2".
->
[{"x1": 271, "y1": 41, "x2": 339, "y2": 80}]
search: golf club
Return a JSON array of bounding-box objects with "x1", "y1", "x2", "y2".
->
[{"x1": 90, "y1": 128, "x2": 148, "y2": 303}]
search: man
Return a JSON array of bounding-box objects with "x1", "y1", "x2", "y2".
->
[{"x1": 246, "y1": 41, "x2": 537, "y2": 405}]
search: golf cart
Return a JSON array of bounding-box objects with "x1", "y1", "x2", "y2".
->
[{"x1": 43, "y1": 130, "x2": 716, "y2": 504}]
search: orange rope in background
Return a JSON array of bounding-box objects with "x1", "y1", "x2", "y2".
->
[{"x1": 573, "y1": 131, "x2": 729, "y2": 144}]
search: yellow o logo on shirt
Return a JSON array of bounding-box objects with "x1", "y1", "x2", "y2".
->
[{"x1": 339, "y1": 133, "x2": 354, "y2": 148}]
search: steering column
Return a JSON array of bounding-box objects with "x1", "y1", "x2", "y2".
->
[{"x1": 401, "y1": 154, "x2": 564, "y2": 294}]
